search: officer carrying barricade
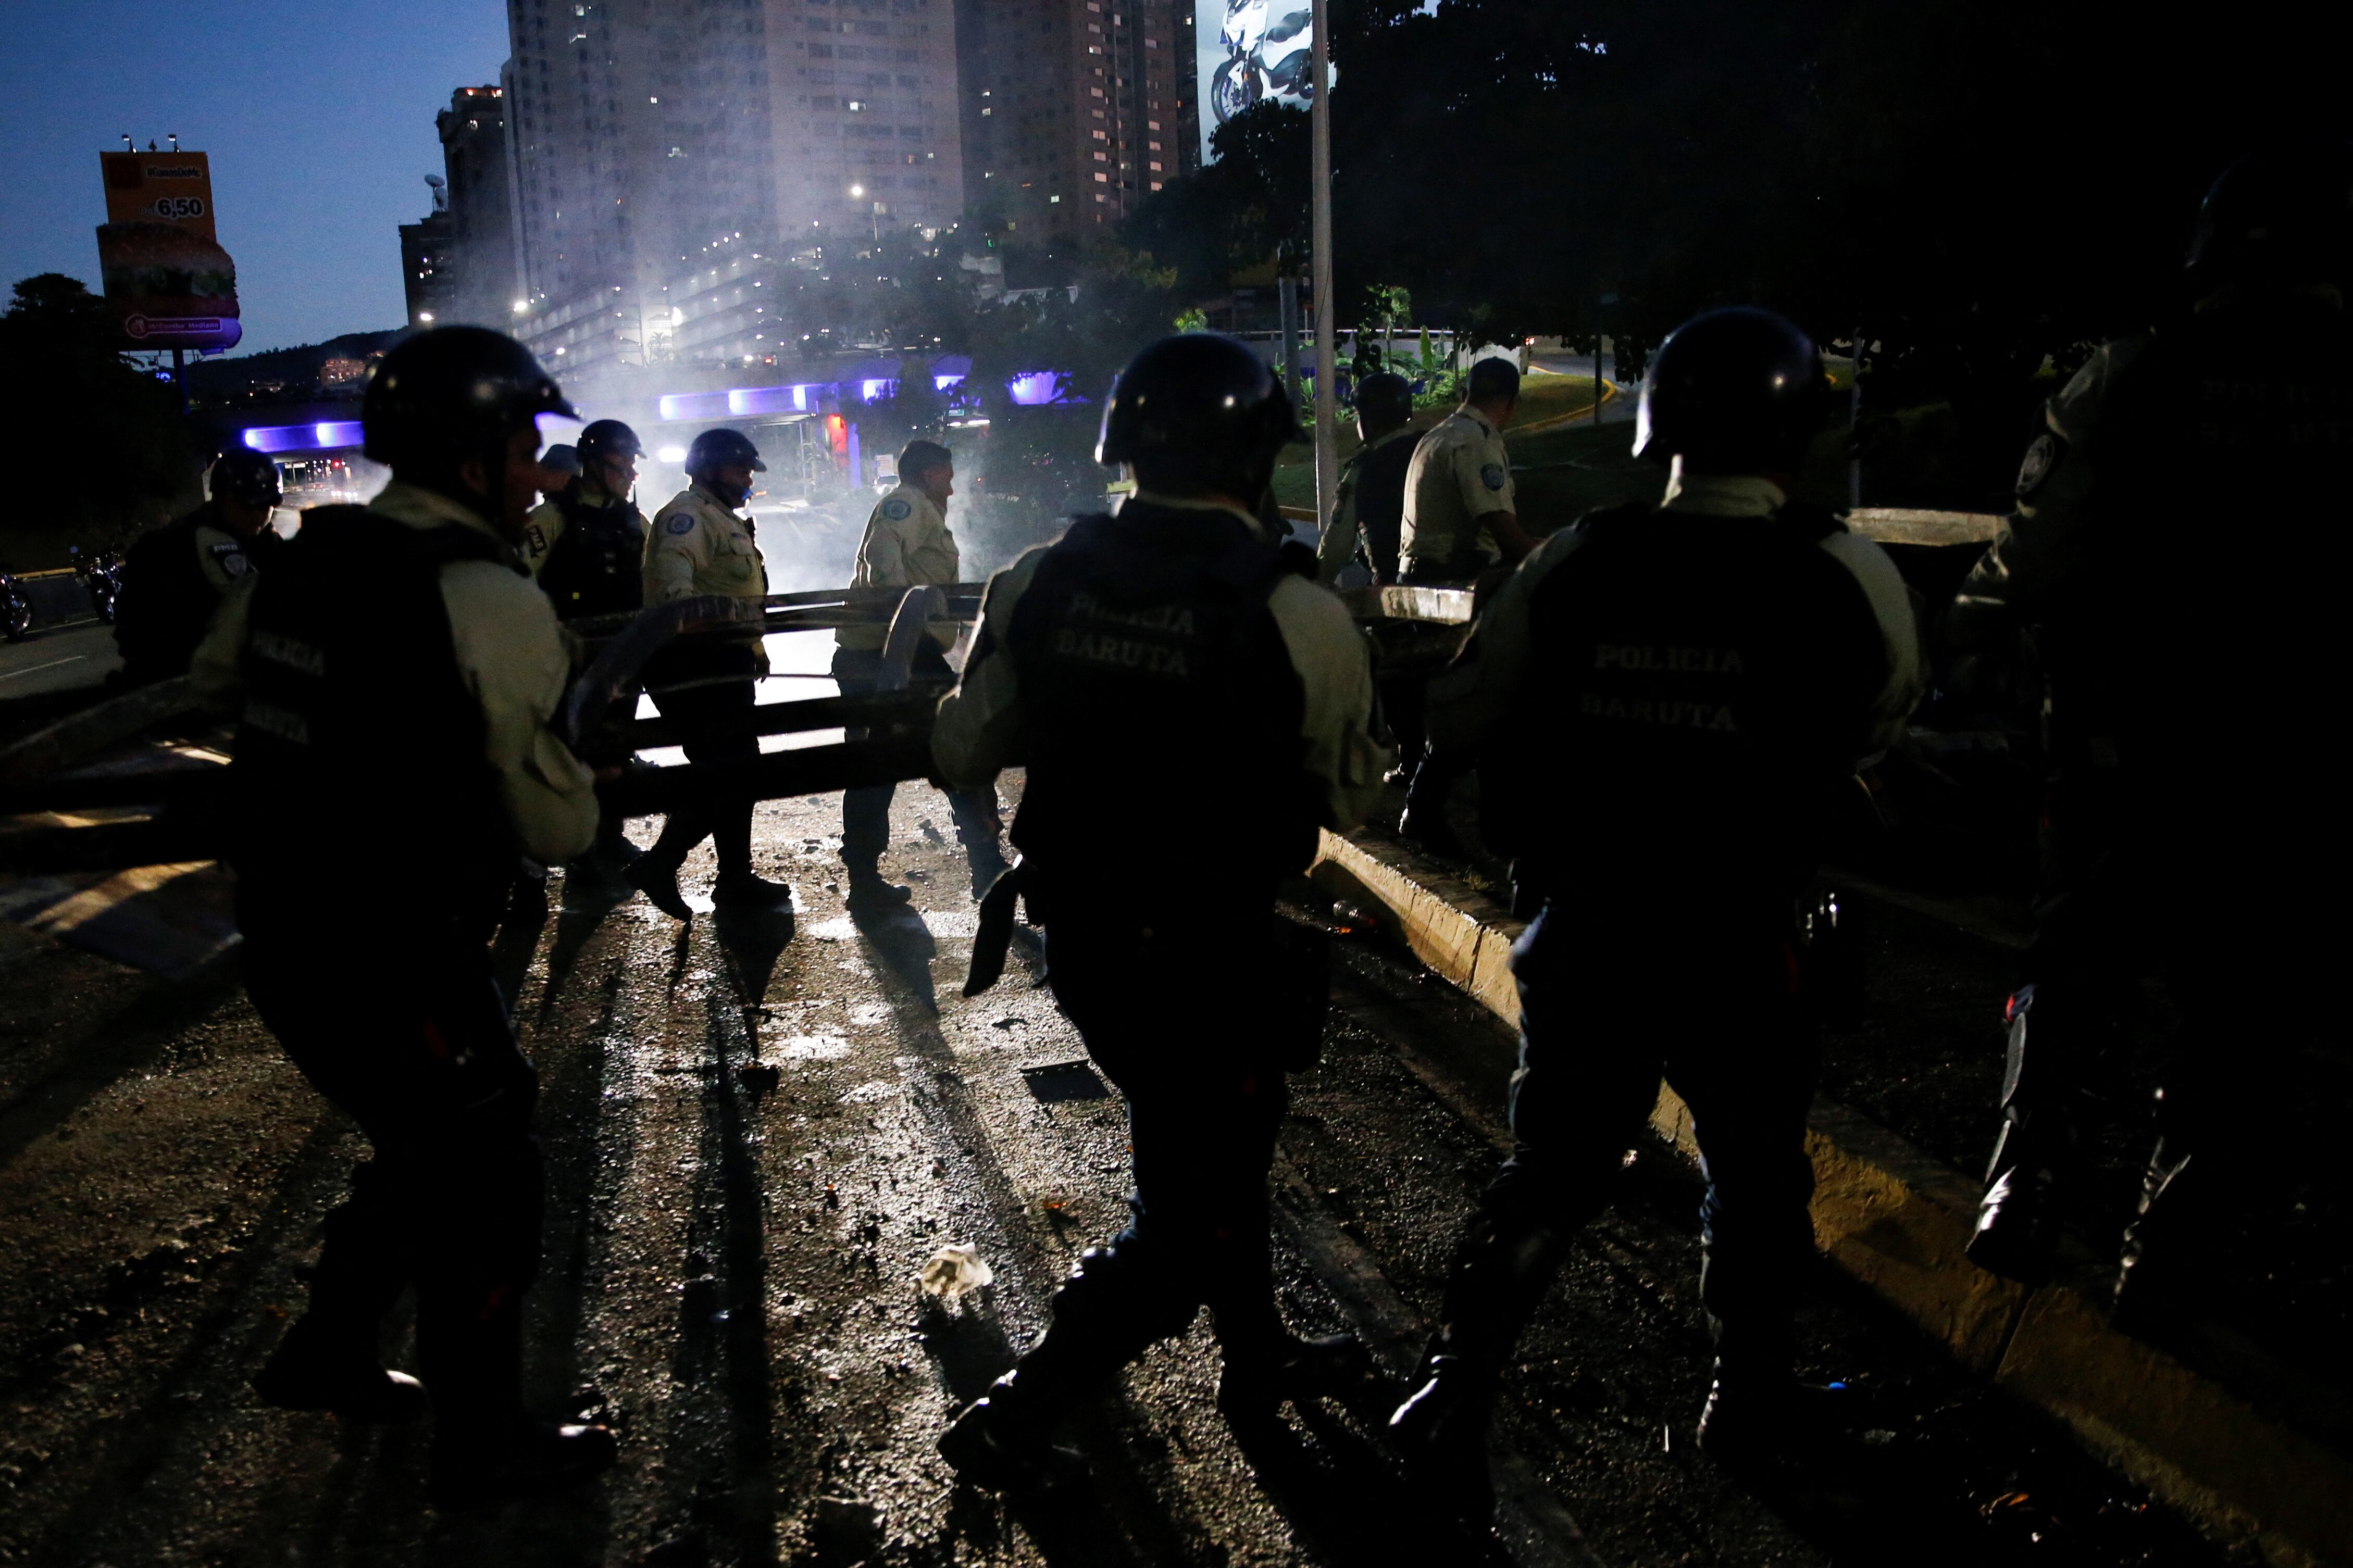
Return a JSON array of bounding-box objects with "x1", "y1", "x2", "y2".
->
[
  {"x1": 628, "y1": 427, "x2": 793, "y2": 917},
  {"x1": 1387, "y1": 308, "x2": 1921, "y2": 1497},
  {"x1": 929, "y1": 332, "x2": 1394, "y2": 1489},
  {"x1": 188, "y1": 325, "x2": 615, "y2": 1508}
]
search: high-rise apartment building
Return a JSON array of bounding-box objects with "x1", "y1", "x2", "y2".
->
[
  {"x1": 956, "y1": 0, "x2": 1199, "y2": 246},
  {"x1": 500, "y1": 0, "x2": 964, "y2": 377},
  {"x1": 435, "y1": 86, "x2": 518, "y2": 327}
]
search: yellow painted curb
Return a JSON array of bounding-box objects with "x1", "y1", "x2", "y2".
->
[{"x1": 1311, "y1": 825, "x2": 2353, "y2": 1566}]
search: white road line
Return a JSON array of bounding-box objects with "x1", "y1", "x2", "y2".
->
[{"x1": 0, "y1": 655, "x2": 87, "y2": 682}]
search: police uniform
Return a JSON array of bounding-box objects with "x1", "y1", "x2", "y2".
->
[
  {"x1": 1395, "y1": 456, "x2": 1920, "y2": 1470},
  {"x1": 634, "y1": 479, "x2": 770, "y2": 885},
  {"x1": 524, "y1": 482, "x2": 646, "y2": 620},
  {"x1": 1398, "y1": 407, "x2": 1515, "y2": 581},
  {"x1": 933, "y1": 489, "x2": 1391, "y2": 1461},
  {"x1": 113, "y1": 502, "x2": 279, "y2": 686},
  {"x1": 1947, "y1": 287, "x2": 2353, "y2": 1310},
  {"x1": 1315, "y1": 424, "x2": 1418, "y2": 584},
  {"x1": 833, "y1": 483, "x2": 1005, "y2": 895},
  {"x1": 191, "y1": 476, "x2": 599, "y2": 1472}
]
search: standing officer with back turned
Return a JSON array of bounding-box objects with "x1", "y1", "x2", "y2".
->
[
  {"x1": 832, "y1": 437, "x2": 1010, "y2": 908},
  {"x1": 1387, "y1": 308, "x2": 1920, "y2": 1498},
  {"x1": 629, "y1": 427, "x2": 793, "y2": 917},
  {"x1": 190, "y1": 326, "x2": 616, "y2": 1508},
  {"x1": 1948, "y1": 142, "x2": 2353, "y2": 1336},
  {"x1": 929, "y1": 333, "x2": 1393, "y2": 1489}
]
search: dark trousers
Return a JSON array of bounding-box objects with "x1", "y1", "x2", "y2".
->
[
  {"x1": 645, "y1": 644, "x2": 760, "y2": 878},
  {"x1": 241, "y1": 921, "x2": 543, "y2": 1436},
  {"x1": 831, "y1": 645, "x2": 1004, "y2": 886},
  {"x1": 1444, "y1": 899, "x2": 1819, "y2": 1371},
  {"x1": 1020, "y1": 920, "x2": 1294, "y2": 1378}
]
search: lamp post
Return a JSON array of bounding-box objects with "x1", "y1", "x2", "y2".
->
[{"x1": 1310, "y1": 0, "x2": 1337, "y2": 536}]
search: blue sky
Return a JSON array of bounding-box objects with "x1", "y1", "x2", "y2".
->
[{"x1": 0, "y1": 0, "x2": 510, "y2": 354}]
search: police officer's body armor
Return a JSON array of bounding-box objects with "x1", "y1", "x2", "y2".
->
[
  {"x1": 538, "y1": 490, "x2": 646, "y2": 621},
  {"x1": 115, "y1": 503, "x2": 271, "y2": 685},
  {"x1": 1005, "y1": 501, "x2": 1312, "y2": 918},
  {"x1": 1487, "y1": 500, "x2": 1885, "y2": 913},
  {"x1": 229, "y1": 506, "x2": 517, "y2": 939}
]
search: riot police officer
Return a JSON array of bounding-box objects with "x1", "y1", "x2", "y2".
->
[
  {"x1": 1316, "y1": 370, "x2": 1418, "y2": 585},
  {"x1": 1948, "y1": 142, "x2": 2353, "y2": 1330},
  {"x1": 114, "y1": 447, "x2": 283, "y2": 686},
  {"x1": 832, "y1": 438, "x2": 1009, "y2": 908},
  {"x1": 630, "y1": 427, "x2": 792, "y2": 916},
  {"x1": 1387, "y1": 308, "x2": 1921, "y2": 1491},
  {"x1": 189, "y1": 326, "x2": 614, "y2": 1507},
  {"x1": 1396, "y1": 356, "x2": 1539, "y2": 582},
  {"x1": 930, "y1": 333, "x2": 1393, "y2": 1488},
  {"x1": 524, "y1": 419, "x2": 650, "y2": 890}
]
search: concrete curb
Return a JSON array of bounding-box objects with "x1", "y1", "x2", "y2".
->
[{"x1": 1309, "y1": 826, "x2": 2351, "y2": 1568}]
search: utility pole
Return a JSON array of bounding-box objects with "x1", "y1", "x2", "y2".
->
[
  {"x1": 1279, "y1": 266, "x2": 1303, "y2": 416},
  {"x1": 1310, "y1": 0, "x2": 1338, "y2": 535}
]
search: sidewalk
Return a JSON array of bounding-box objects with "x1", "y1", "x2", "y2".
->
[{"x1": 1309, "y1": 826, "x2": 2353, "y2": 1568}]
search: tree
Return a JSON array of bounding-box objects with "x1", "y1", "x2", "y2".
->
[{"x1": 0, "y1": 275, "x2": 195, "y2": 543}]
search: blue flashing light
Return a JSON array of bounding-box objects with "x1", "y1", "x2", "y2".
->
[{"x1": 243, "y1": 420, "x2": 365, "y2": 454}]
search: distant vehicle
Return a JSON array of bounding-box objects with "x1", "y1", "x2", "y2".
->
[
  {"x1": 1213, "y1": 1, "x2": 1317, "y2": 126},
  {"x1": 70, "y1": 546, "x2": 122, "y2": 624},
  {"x1": 1, "y1": 567, "x2": 31, "y2": 643}
]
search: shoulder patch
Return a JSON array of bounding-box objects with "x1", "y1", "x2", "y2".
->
[
  {"x1": 212, "y1": 543, "x2": 250, "y2": 578},
  {"x1": 523, "y1": 523, "x2": 547, "y2": 554},
  {"x1": 667, "y1": 514, "x2": 697, "y2": 536},
  {"x1": 881, "y1": 497, "x2": 913, "y2": 521},
  {"x1": 1480, "y1": 462, "x2": 1509, "y2": 492},
  {"x1": 2015, "y1": 432, "x2": 2063, "y2": 498}
]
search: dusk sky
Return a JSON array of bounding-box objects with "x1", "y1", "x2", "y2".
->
[{"x1": 0, "y1": 1, "x2": 511, "y2": 355}]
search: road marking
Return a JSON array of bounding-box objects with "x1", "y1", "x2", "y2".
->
[{"x1": 0, "y1": 655, "x2": 88, "y2": 683}]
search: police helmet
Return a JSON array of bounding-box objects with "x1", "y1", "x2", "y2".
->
[
  {"x1": 540, "y1": 443, "x2": 582, "y2": 479},
  {"x1": 362, "y1": 326, "x2": 576, "y2": 474},
  {"x1": 209, "y1": 447, "x2": 282, "y2": 510},
  {"x1": 2186, "y1": 140, "x2": 2353, "y2": 290},
  {"x1": 1633, "y1": 307, "x2": 1829, "y2": 474},
  {"x1": 684, "y1": 427, "x2": 766, "y2": 480},
  {"x1": 1097, "y1": 332, "x2": 1302, "y2": 499},
  {"x1": 577, "y1": 418, "x2": 645, "y2": 465},
  {"x1": 1354, "y1": 371, "x2": 1414, "y2": 434}
]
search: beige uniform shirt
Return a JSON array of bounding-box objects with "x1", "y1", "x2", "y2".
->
[
  {"x1": 933, "y1": 493, "x2": 1395, "y2": 839},
  {"x1": 190, "y1": 481, "x2": 600, "y2": 865},
  {"x1": 1400, "y1": 407, "x2": 1515, "y2": 574},
  {"x1": 643, "y1": 481, "x2": 768, "y2": 604},
  {"x1": 839, "y1": 484, "x2": 961, "y2": 653}
]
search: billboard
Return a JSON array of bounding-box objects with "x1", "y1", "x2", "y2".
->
[
  {"x1": 94, "y1": 150, "x2": 242, "y2": 352},
  {"x1": 1196, "y1": 3, "x2": 1322, "y2": 166}
]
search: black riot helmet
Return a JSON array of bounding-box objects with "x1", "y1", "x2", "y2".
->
[
  {"x1": 1097, "y1": 332, "x2": 1302, "y2": 500},
  {"x1": 577, "y1": 418, "x2": 645, "y2": 466},
  {"x1": 684, "y1": 427, "x2": 766, "y2": 481},
  {"x1": 1633, "y1": 307, "x2": 1830, "y2": 475},
  {"x1": 2186, "y1": 140, "x2": 2353, "y2": 291},
  {"x1": 209, "y1": 447, "x2": 282, "y2": 510},
  {"x1": 1354, "y1": 371, "x2": 1414, "y2": 436},
  {"x1": 362, "y1": 326, "x2": 576, "y2": 483}
]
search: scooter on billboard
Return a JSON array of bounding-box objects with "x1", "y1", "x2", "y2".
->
[{"x1": 1211, "y1": 1, "x2": 1317, "y2": 126}]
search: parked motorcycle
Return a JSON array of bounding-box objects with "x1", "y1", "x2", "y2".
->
[
  {"x1": 1, "y1": 567, "x2": 31, "y2": 643},
  {"x1": 1213, "y1": 1, "x2": 1317, "y2": 126},
  {"x1": 69, "y1": 546, "x2": 122, "y2": 624}
]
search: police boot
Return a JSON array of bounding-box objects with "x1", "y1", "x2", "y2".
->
[
  {"x1": 1216, "y1": 1331, "x2": 1376, "y2": 1422},
  {"x1": 628, "y1": 852, "x2": 693, "y2": 921},
  {"x1": 252, "y1": 1315, "x2": 426, "y2": 1424},
  {"x1": 937, "y1": 1364, "x2": 1081, "y2": 1494},
  {"x1": 844, "y1": 867, "x2": 913, "y2": 912},
  {"x1": 1967, "y1": 986, "x2": 2085, "y2": 1286},
  {"x1": 2110, "y1": 1132, "x2": 2229, "y2": 1346},
  {"x1": 1693, "y1": 1316, "x2": 1837, "y2": 1470},
  {"x1": 1389, "y1": 1218, "x2": 1565, "y2": 1517},
  {"x1": 430, "y1": 1421, "x2": 619, "y2": 1510},
  {"x1": 422, "y1": 1289, "x2": 616, "y2": 1508},
  {"x1": 1396, "y1": 751, "x2": 1466, "y2": 861},
  {"x1": 713, "y1": 870, "x2": 793, "y2": 908}
]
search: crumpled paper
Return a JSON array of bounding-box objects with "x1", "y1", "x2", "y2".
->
[{"x1": 917, "y1": 1243, "x2": 994, "y2": 1306}]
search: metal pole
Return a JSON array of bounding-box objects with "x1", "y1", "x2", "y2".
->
[
  {"x1": 1849, "y1": 326, "x2": 1863, "y2": 509},
  {"x1": 1310, "y1": 0, "x2": 1338, "y2": 533},
  {"x1": 1279, "y1": 270, "x2": 1302, "y2": 415}
]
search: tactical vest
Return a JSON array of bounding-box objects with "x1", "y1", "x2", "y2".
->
[
  {"x1": 1489, "y1": 501, "x2": 1887, "y2": 908},
  {"x1": 228, "y1": 505, "x2": 516, "y2": 942},
  {"x1": 538, "y1": 491, "x2": 646, "y2": 621},
  {"x1": 114, "y1": 509, "x2": 223, "y2": 684},
  {"x1": 1004, "y1": 505, "x2": 1311, "y2": 918}
]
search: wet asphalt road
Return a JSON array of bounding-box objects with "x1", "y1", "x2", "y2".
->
[{"x1": 0, "y1": 753, "x2": 2237, "y2": 1564}]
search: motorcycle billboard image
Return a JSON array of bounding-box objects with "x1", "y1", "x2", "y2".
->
[{"x1": 1194, "y1": 1, "x2": 1323, "y2": 165}]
